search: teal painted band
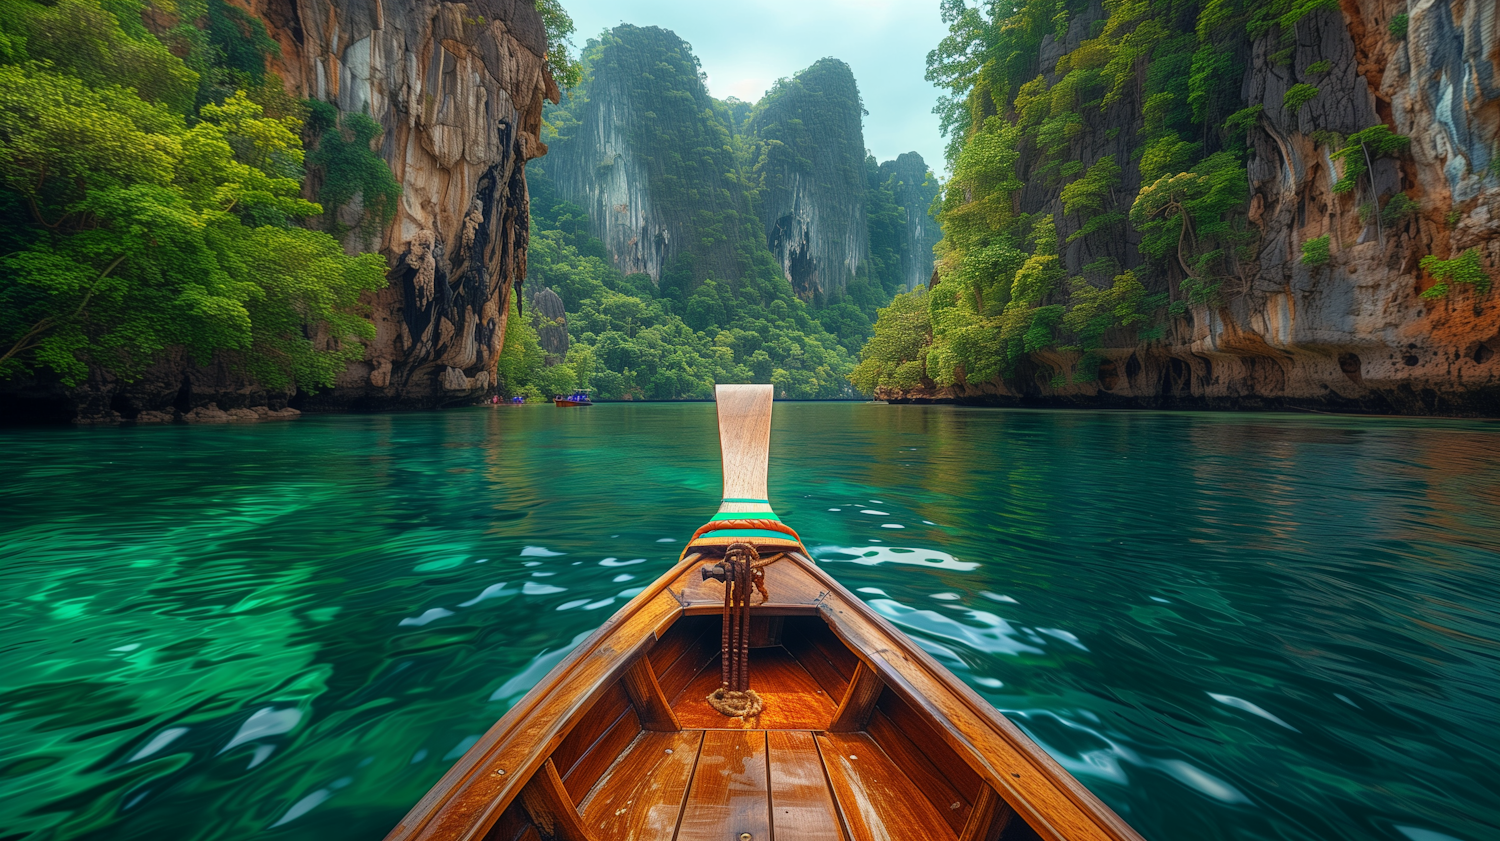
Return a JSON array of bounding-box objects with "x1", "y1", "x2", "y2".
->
[
  {"x1": 721, "y1": 498, "x2": 769, "y2": 504},
  {"x1": 710, "y1": 512, "x2": 780, "y2": 522},
  {"x1": 694, "y1": 528, "x2": 798, "y2": 541}
]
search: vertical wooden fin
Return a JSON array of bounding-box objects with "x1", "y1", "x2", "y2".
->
[
  {"x1": 958, "y1": 786, "x2": 1015, "y2": 841},
  {"x1": 621, "y1": 655, "x2": 679, "y2": 732},
  {"x1": 715, "y1": 384, "x2": 774, "y2": 503},
  {"x1": 518, "y1": 759, "x2": 595, "y2": 841},
  {"x1": 828, "y1": 661, "x2": 884, "y2": 732}
]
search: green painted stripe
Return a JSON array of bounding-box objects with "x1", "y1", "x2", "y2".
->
[
  {"x1": 710, "y1": 511, "x2": 780, "y2": 522},
  {"x1": 721, "y1": 498, "x2": 769, "y2": 504},
  {"x1": 694, "y1": 528, "x2": 799, "y2": 541}
]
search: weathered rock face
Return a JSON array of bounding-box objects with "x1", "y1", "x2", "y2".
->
[
  {"x1": 527, "y1": 284, "x2": 568, "y2": 360},
  {"x1": 544, "y1": 25, "x2": 753, "y2": 285},
  {"x1": 1, "y1": 0, "x2": 555, "y2": 423},
  {"x1": 252, "y1": 0, "x2": 557, "y2": 409},
  {"x1": 751, "y1": 59, "x2": 869, "y2": 299},
  {"x1": 879, "y1": 152, "x2": 943, "y2": 291},
  {"x1": 892, "y1": 0, "x2": 1500, "y2": 415}
]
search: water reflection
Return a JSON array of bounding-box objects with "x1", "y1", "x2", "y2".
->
[{"x1": 0, "y1": 404, "x2": 1497, "y2": 841}]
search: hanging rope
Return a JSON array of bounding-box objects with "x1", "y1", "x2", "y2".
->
[{"x1": 702, "y1": 542, "x2": 771, "y2": 718}]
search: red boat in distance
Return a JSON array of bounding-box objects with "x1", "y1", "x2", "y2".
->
[{"x1": 554, "y1": 391, "x2": 593, "y2": 407}]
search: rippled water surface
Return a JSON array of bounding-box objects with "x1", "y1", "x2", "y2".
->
[{"x1": 3, "y1": 404, "x2": 1499, "y2": 841}]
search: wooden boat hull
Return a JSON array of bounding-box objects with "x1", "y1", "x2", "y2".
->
[
  {"x1": 388, "y1": 386, "x2": 1143, "y2": 841},
  {"x1": 554, "y1": 400, "x2": 592, "y2": 407}
]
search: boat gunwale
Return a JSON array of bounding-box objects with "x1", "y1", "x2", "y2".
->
[
  {"x1": 787, "y1": 551, "x2": 1146, "y2": 841},
  {"x1": 384, "y1": 553, "x2": 702, "y2": 841},
  {"x1": 387, "y1": 549, "x2": 1144, "y2": 841}
]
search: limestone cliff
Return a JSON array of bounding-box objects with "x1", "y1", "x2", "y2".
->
[
  {"x1": 751, "y1": 59, "x2": 869, "y2": 299},
  {"x1": 256, "y1": 0, "x2": 557, "y2": 409},
  {"x1": 4, "y1": 0, "x2": 555, "y2": 422},
  {"x1": 543, "y1": 25, "x2": 755, "y2": 286},
  {"x1": 891, "y1": 0, "x2": 1499, "y2": 415},
  {"x1": 879, "y1": 152, "x2": 943, "y2": 291}
]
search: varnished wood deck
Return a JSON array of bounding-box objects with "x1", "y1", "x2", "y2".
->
[{"x1": 578, "y1": 726, "x2": 962, "y2": 841}]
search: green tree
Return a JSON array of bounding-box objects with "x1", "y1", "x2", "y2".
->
[{"x1": 0, "y1": 0, "x2": 385, "y2": 389}]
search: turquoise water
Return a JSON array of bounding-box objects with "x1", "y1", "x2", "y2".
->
[{"x1": 2, "y1": 404, "x2": 1498, "y2": 841}]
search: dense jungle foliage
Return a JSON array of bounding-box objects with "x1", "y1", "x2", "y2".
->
[
  {"x1": 851, "y1": 0, "x2": 1425, "y2": 394},
  {"x1": 519, "y1": 26, "x2": 942, "y2": 400},
  {"x1": 0, "y1": 0, "x2": 396, "y2": 391}
]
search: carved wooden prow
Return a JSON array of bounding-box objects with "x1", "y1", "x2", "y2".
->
[{"x1": 715, "y1": 384, "x2": 774, "y2": 515}]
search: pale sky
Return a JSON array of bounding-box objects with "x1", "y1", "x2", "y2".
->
[{"x1": 560, "y1": 0, "x2": 951, "y2": 174}]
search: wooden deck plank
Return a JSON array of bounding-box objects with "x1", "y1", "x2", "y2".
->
[
  {"x1": 577, "y1": 730, "x2": 703, "y2": 840},
  {"x1": 817, "y1": 732, "x2": 959, "y2": 841},
  {"x1": 671, "y1": 647, "x2": 837, "y2": 730},
  {"x1": 768, "y1": 731, "x2": 845, "y2": 841},
  {"x1": 675, "y1": 730, "x2": 770, "y2": 841}
]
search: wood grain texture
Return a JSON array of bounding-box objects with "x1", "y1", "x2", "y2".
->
[
  {"x1": 550, "y1": 683, "x2": 631, "y2": 781},
  {"x1": 817, "y1": 732, "x2": 958, "y2": 841},
  {"x1": 768, "y1": 730, "x2": 846, "y2": 841},
  {"x1": 828, "y1": 662, "x2": 883, "y2": 733},
  {"x1": 560, "y1": 705, "x2": 642, "y2": 804},
  {"x1": 960, "y1": 786, "x2": 1015, "y2": 841},
  {"x1": 656, "y1": 619, "x2": 720, "y2": 701},
  {"x1": 867, "y1": 708, "x2": 972, "y2": 836},
  {"x1": 577, "y1": 730, "x2": 703, "y2": 840},
  {"x1": 791, "y1": 559, "x2": 1145, "y2": 841},
  {"x1": 875, "y1": 689, "x2": 984, "y2": 800},
  {"x1": 620, "y1": 656, "x2": 678, "y2": 732},
  {"x1": 385, "y1": 553, "x2": 697, "y2": 841},
  {"x1": 674, "y1": 560, "x2": 827, "y2": 614},
  {"x1": 518, "y1": 759, "x2": 594, "y2": 841},
  {"x1": 676, "y1": 729, "x2": 770, "y2": 841},
  {"x1": 783, "y1": 623, "x2": 850, "y2": 699},
  {"x1": 715, "y1": 384, "x2": 774, "y2": 502},
  {"x1": 671, "y1": 646, "x2": 837, "y2": 730}
]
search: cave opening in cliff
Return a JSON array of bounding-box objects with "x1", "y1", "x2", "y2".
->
[{"x1": 769, "y1": 216, "x2": 818, "y2": 298}]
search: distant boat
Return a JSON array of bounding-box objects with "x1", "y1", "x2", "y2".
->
[
  {"x1": 555, "y1": 391, "x2": 593, "y2": 407},
  {"x1": 388, "y1": 385, "x2": 1142, "y2": 841}
]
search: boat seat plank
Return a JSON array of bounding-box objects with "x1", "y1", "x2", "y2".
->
[
  {"x1": 674, "y1": 561, "x2": 828, "y2": 613},
  {"x1": 816, "y1": 732, "x2": 959, "y2": 841},
  {"x1": 768, "y1": 730, "x2": 846, "y2": 841},
  {"x1": 675, "y1": 730, "x2": 770, "y2": 841},
  {"x1": 577, "y1": 730, "x2": 703, "y2": 840},
  {"x1": 671, "y1": 647, "x2": 837, "y2": 730}
]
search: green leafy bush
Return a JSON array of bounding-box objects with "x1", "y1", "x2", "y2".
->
[
  {"x1": 1419, "y1": 250, "x2": 1492, "y2": 298},
  {"x1": 1306, "y1": 59, "x2": 1331, "y2": 74},
  {"x1": 1389, "y1": 13, "x2": 1408, "y2": 39},
  {"x1": 1300, "y1": 234, "x2": 1331, "y2": 268},
  {"x1": 1283, "y1": 83, "x2": 1319, "y2": 112},
  {"x1": 0, "y1": 0, "x2": 385, "y2": 389}
]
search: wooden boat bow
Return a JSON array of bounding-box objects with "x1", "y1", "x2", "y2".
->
[{"x1": 387, "y1": 385, "x2": 1145, "y2": 841}]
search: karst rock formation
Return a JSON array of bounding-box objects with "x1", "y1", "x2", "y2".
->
[{"x1": 888, "y1": 0, "x2": 1500, "y2": 414}]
